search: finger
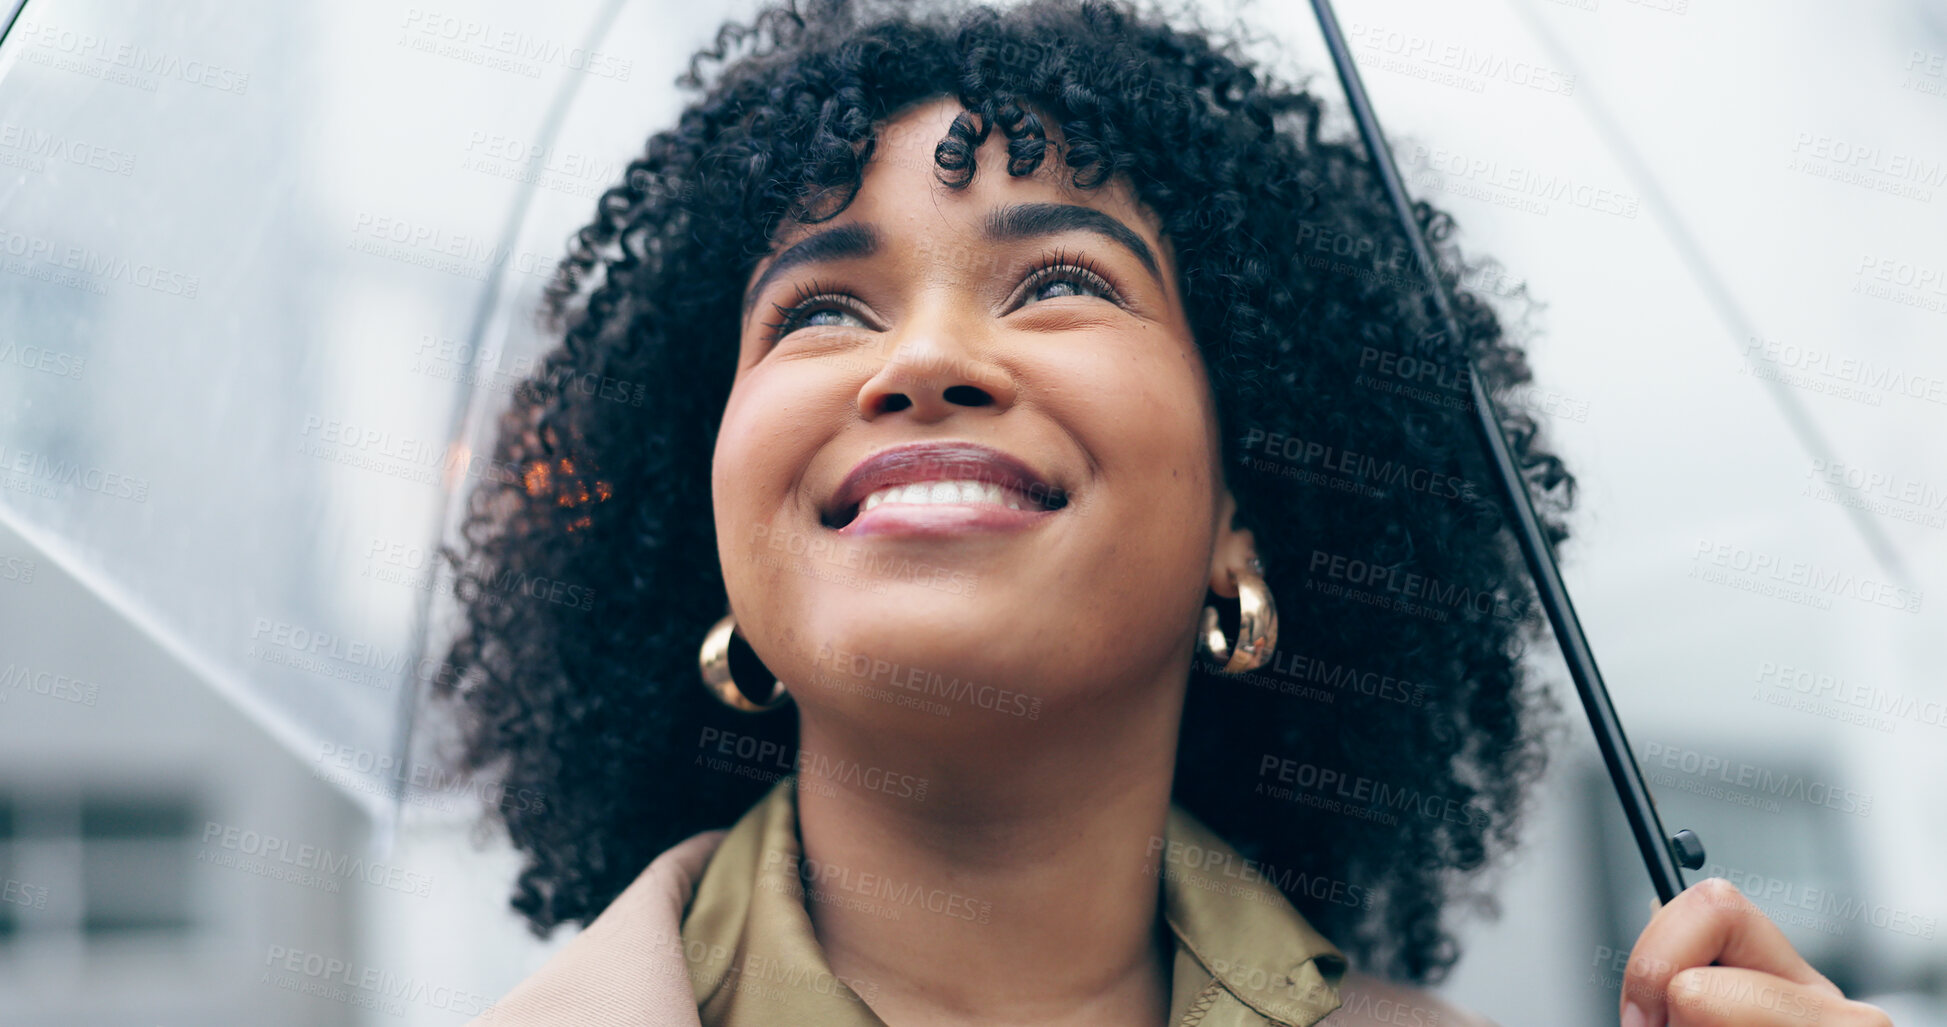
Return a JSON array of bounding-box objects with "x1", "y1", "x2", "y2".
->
[
  {"x1": 1620, "y1": 878, "x2": 1841, "y2": 1027},
  {"x1": 1662, "y1": 967, "x2": 1838, "y2": 1027},
  {"x1": 1665, "y1": 967, "x2": 1897, "y2": 1027}
]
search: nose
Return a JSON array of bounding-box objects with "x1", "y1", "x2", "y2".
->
[{"x1": 855, "y1": 319, "x2": 1018, "y2": 420}]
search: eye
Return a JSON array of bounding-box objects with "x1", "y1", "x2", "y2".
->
[
  {"x1": 1014, "y1": 250, "x2": 1125, "y2": 309},
  {"x1": 1030, "y1": 277, "x2": 1097, "y2": 301},
  {"x1": 762, "y1": 280, "x2": 871, "y2": 342}
]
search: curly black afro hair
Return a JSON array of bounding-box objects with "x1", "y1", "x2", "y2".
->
[{"x1": 432, "y1": 0, "x2": 1574, "y2": 985}]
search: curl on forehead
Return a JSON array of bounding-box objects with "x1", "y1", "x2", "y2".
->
[{"x1": 744, "y1": 95, "x2": 1172, "y2": 300}]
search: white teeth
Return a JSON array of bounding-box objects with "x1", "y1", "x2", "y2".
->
[{"x1": 857, "y1": 478, "x2": 1030, "y2": 514}]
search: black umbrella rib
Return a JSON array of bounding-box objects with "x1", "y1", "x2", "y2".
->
[
  {"x1": 0, "y1": 1, "x2": 24, "y2": 50},
  {"x1": 1305, "y1": 0, "x2": 1691, "y2": 904}
]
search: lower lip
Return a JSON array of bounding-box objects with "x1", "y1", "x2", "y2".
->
[{"x1": 836, "y1": 502, "x2": 1055, "y2": 537}]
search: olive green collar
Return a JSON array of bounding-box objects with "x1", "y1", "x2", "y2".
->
[{"x1": 681, "y1": 777, "x2": 1345, "y2": 1026}]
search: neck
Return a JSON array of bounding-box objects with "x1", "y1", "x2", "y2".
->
[{"x1": 793, "y1": 681, "x2": 1184, "y2": 1027}]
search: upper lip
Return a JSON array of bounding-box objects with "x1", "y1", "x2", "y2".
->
[{"x1": 824, "y1": 441, "x2": 1069, "y2": 528}]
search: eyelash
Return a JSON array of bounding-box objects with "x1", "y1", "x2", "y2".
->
[{"x1": 759, "y1": 248, "x2": 1127, "y2": 343}]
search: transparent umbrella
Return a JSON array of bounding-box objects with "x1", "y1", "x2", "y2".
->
[
  {"x1": 0, "y1": 0, "x2": 1941, "y2": 1018},
  {"x1": 0, "y1": 0, "x2": 716, "y2": 831}
]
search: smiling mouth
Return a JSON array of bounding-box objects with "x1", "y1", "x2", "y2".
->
[
  {"x1": 825, "y1": 478, "x2": 1068, "y2": 530},
  {"x1": 820, "y1": 442, "x2": 1072, "y2": 532}
]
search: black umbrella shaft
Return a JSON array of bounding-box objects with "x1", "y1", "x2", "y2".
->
[{"x1": 1306, "y1": 0, "x2": 1686, "y2": 904}]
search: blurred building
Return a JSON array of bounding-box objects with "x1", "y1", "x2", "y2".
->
[{"x1": 0, "y1": 517, "x2": 363, "y2": 1025}]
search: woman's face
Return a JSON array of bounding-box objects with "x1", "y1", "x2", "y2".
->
[{"x1": 713, "y1": 96, "x2": 1254, "y2": 734}]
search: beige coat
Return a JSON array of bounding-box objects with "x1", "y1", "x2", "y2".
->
[{"x1": 471, "y1": 778, "x2": 1497, "y2": 1027}]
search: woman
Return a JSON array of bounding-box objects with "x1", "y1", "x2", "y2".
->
[{"x1": 435, "y1": 1, "x2": 1894, "y2": 1024}]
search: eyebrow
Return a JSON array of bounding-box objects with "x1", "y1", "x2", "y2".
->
[
  {"x1": 741, "y1": 222, "x2": 881, "y2": 321},
  {"x1": 983, "y1": 203, "x2": 1160, "y2": 284},
  {"x1": 740, "y1": 202, "x2": 1162, "y2": 321}
]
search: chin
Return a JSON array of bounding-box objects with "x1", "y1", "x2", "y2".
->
[{"x1": 783, "y1": 586, "x2": 1068, "y2": 730}]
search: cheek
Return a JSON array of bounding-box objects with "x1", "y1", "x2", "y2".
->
[
  {"x1": 712, "y1": 379, "x2": 795, "y2": 547},
  {"x1": 712, "y1": 368, "x2": 849, "y2": 559},
  {"x1": 1069, "y1": 345, "x2": 1218, "y2": 552},
  {"x1": 1099, "y1": 346, "x2": 1214, "y2": 489},
  {"x1": 1042, "y1": 349, "x2": 1217, "y2": 675}
]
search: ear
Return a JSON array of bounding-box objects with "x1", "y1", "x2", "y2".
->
[{"x1": 1207, "y1": 488, "x2": 1258, "y2": 600}]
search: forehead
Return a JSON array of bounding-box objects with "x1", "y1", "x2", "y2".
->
[{"x1": 757, "y1": 96, "x2": 1166, "y2": 258}]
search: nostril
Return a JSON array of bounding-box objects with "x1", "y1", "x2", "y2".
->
[
  {"x1": 944, "y1": 385, "x2": 992, "y2": 406},
  {"x1": 881, "y1": 394, "x2": 912, "y2": 413}
]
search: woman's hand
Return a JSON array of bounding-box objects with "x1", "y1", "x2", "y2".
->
[{"x1": 1620, "y1": 877, "x2": 1894, "y2": 1026}]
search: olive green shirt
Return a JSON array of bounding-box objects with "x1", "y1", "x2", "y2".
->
[{"x1": 680, "y1": 776, "x2": 1347, "y2": 1026}]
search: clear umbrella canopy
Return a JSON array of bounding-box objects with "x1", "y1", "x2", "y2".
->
[
  {"x1": 0, "y1": 0, "x2": 1941, "y2": 1003},
  {"x1": 0, "y1": 0, "x2": 719, "y2": 824}
]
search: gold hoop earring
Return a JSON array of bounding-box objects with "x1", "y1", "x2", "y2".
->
[
  {"x1": 698, "y1": 613, "x2": 791, "y2": 713},
  {"x1": 1197, "y1": 557, "x2": 1277, "y2": 674}
]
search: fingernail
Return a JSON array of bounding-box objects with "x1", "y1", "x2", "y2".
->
[{"x1": 1620, "y1": 1001, "x2": 1647, "y2": 1027}]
